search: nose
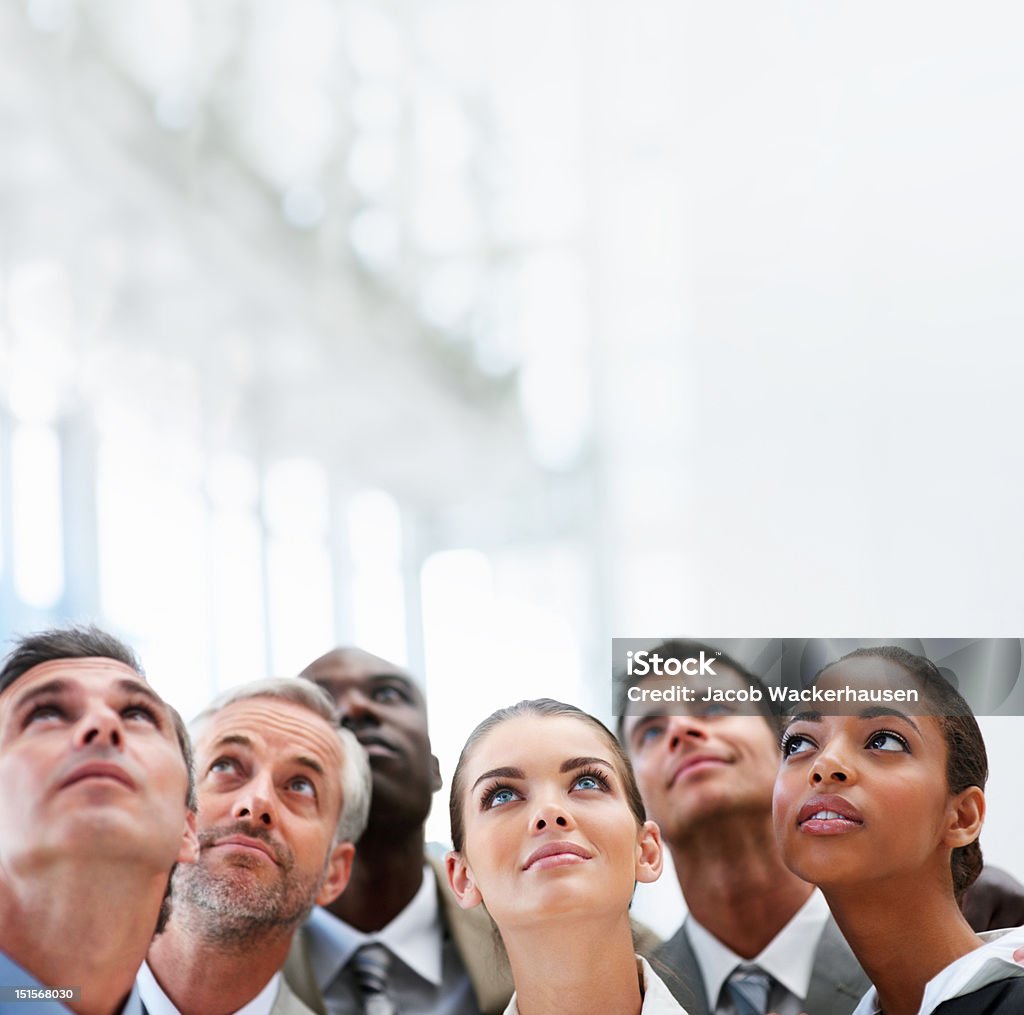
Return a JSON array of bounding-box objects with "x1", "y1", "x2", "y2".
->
[
  {"x1": 810, "y1": 740, "x2": 854, "y2": 786},
  {"x1": 233, "y1": 771, "x2": 277, "y2": 827},
  {"x1": 530, "y1": 794, "x2": 576, "y2": 834},
  {"x1": 74, "y1": 703, "x2": 124, "y2": 750},
  {"x1": 335, "y1": 689, "x2": 379, "y2": 731},
  {"x1": 668, "y1": 714, "x2": 708, "y2": 751}
]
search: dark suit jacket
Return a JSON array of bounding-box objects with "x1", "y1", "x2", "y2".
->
[
  {"x1": 651, "y1": 915, "x2": 869, "y2": 1015},
  {"x1": 932, "y1": 977, "x2": 1024, "y2": 1014}
]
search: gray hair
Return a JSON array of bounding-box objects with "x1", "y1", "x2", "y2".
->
[{"x1": 191, "y1": 678, "x2": 371, "y2": 844}]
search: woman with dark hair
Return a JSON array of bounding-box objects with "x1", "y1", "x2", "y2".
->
[
  {"x1": 445, "y1": 699, "x2": 688, "y2": 1015},
  {"x1": 773, "y1": 646, "x2": 1024, "y2": 1015}
]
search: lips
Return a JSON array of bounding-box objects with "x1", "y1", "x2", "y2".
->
[
  {"x1": 210, "y1": 834, "x2": 281, "y2": 865},
  {"x1": 797, "y1": 794, "x2": 864, "y2": 834},
  {"x1": 59, "y1": 761, "x2": 136, "y2": 791},
  {"x1": 669, "y1": 753, "x2": 728, "y2": 787},
  {"x1": 522, "y1": 840, "x2": 593, "y2": 871},
  {"x1": 354, "y1": 732, "x2": 400, "y2": 759}
]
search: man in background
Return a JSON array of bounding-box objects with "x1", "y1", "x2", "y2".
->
[
  {"x1": 144, "y1": 679, "x2": 371, "y2": 1015},
  {"x1": 0, "y1": 626, "x2": 197, "y2": 1015},
  {"x1": 287, "y1": 647, "x2": 512, "y2": 1015}
]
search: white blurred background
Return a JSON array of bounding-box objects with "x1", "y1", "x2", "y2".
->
[{"x1": 1, "y1": 1, "x2": 1022, "y2": 935}]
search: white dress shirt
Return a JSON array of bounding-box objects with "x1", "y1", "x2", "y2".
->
[
  {"x1": 685, "y1": 887, "x2": 832, "y2": 1015},
  {"x1": 502, "y1": 956, "x2": 687, "y2": 1014},
  {"x1": 851, "y1": 925, "x2": 1024, "y2": 1015},
  {"x1": 304, "y1": 864, "x2": 478, "y2": 1015},
  {"x1": 136, "y1": 961, "x2": 282, "y2": 1015}
]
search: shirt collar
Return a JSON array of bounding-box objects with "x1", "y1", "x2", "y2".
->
[
  {"x1": 851, "y1": 925, "x2": 1024, "y2": 1015},
  {"x1": 686, "y1": 887, "x2": 831, "y2": 1006},
  {"x1": 307, "y1": 864, "x2": 443, "y2": 989},
  {"x1": 137, "y1": 960, "x2": 281, "y2": 1015}
]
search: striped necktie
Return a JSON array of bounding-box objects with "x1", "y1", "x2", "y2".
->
[
  {"x1": 351, "y1": 943, "x2": 397, "y2": 1015},
  {"x1": 725, "y1": 963, "x2": 771, "y2": 1015}
]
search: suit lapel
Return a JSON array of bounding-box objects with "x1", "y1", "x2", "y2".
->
[{"x1": 803, "y1": 916, "x2": 870, "y2": 1015}]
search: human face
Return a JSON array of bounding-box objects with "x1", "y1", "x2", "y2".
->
[
  {"x1": 772, "y1": 657, "x2": 984, "y2": 892},
  {"x1": 181, "y1": 698, "x2": 353, "y2": 938},
  {"x1": 446, "y1": 716, "x2": 662, "y2": 931},
  {"x1": 0, "y1": 659, "x2": 196, "y2": 876},
  {"x1": 622, "y1": 666, "x2": 780, "y2": 844},
  {"x1": 302, "y1": 649, "x2": 440, "y2": 831}
]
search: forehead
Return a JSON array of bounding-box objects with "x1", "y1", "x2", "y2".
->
[
  {"x1": 196, "y1": 697, "x2": 344, "y2": 771},
  {"x1": 468, "y1": 715, "x2": 615, "y2": 773},
  {"x1": 815, "y1": 657, "x2": 921, "y2": 715},
  {"x1": 1, "y1": 658, "x2": 160, "y2": 715},
  {"x1": 621, "y1": 664, "x2": 757, "y2": 735},
  {"x1": 308, "y1": 653, "x2": 425, "y2": 707}
]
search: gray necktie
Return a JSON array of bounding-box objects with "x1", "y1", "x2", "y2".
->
[
  {"x1": 725, "y1": 963, "x2": 771, "y2": 1015},
  {"x1": 351, "y1": 943, "x2": 397, "y2": 1015}
]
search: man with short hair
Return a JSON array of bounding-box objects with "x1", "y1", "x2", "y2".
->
[
  {"x1": 0, "y1": 626, "x2": 197, "y2": 1015},
  {"x1": 144, "y1": 678, "x2": 372, "y2": 1015},
  {"x1": 286, "y1": 647, "x2": 513, "y2": 1015}
]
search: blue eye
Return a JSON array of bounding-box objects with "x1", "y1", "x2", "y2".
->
[
  {"x1": 572, "y1": 769, "x2": 610, "y2": 793},
  {"x1": 700, "y1": 703, "x2": 735, "y2": 718},
  {"x1": 867, "y1": 730, "x2": 909, "y2": 752},
  {"x1": 781, "y1": 732, "x2": 816, "y2": 757},
  {"x1": 482, "y1": 785, "x2": 521, "y2": 809},
  {"x1": 288, "y1": 775, "x2": 317, "y2": 797},
  {"x1": 210, "y1": 757, "x2": 239, "y2": 775},
  {"x1": 634, "y1": 722, "x2": 665, "y2": 748}
]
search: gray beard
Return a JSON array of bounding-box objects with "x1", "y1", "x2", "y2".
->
[{"x1": 174, "y1": 846, "x2": 325, "y2": 949}]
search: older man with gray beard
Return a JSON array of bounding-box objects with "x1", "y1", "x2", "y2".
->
[{"x1": 143, "y1": 680, "x2": 371, "y2": 1015}]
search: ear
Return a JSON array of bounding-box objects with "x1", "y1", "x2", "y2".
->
[
  {"x1": 316, "y1": 841, "x2": 356, "y2": 906},
  {"x1": 178, "y1": 810, "x2": 199, "y2": 865},
  {"x1": 430, "y1": 754, "x2": 443, "y2": 794},
  {"x1": 943, "y1": 786, "x2": 985, "y2": 849},
  {"x1": 446, "y1": 850, "x2": 483, "y2": 910},
  {"x1": 635, "y1": 820, "x2": 663, "y2": 884}
]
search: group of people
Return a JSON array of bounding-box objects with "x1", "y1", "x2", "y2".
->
[{"x1": 1, "y1": 631, "x2": 1023, "y2": 1015}]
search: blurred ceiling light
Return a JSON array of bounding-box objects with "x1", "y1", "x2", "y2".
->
[
  {"x1": 417, "y1": 260, "x2": 479, "y2": 333},
  {"x1": 27, "y1": 0, "x2": 72, "y2": 33},
  {"x1": 349, "y1": 207, "x2": 400, "y2": 273},
  {"x1": 348, "y1": 135, "x2": 397, "y2": 199},
  {"x1": 155, "y1": 86, "x2": 196, "y2": 131},
  {"x1": 282, "y1": 184, "x2": 327, "y2": 229},
  {"x1": 352, "y1": 82, "x2": 401, "y2": 131},
  {"x1": 348, "y1": 4, "x2": 402, "y2": 78}
]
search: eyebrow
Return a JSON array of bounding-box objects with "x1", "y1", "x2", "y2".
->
[
  {"x1": 471, "y1": 766, "x2": 524, "y2": 792},
  {"x1": 294, "y1": 755, "x2": 325, "y2": 776},
  {"x1": 213, "y1": 733, "x2": 253, "y2": 750},
  {"x1": 784, "y1": 707, "x2": 921, "y2": 735},
  {"x1": 561, "y1": 756, "x2": 613, "y2": 773}
]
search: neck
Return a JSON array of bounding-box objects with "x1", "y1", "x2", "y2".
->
[
  {"x1": 503, "y1": 914, "x2": 642, "y2": 1015},
  {"x1": 823, "y1": 878, "x2": 981, "y2": 1015},
  {"x1": 0, "y1": 861, "x2": 168, "y2": 1015},
  {"x1": 327, "y1": 823, "x2": 425, "y2": 931},
  {"x1": 147, "y1": 912, "x2": 291, "y2": 1015},
  {"x1": 671, "y1": 809, "x2": 815, "y2": 957}
]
